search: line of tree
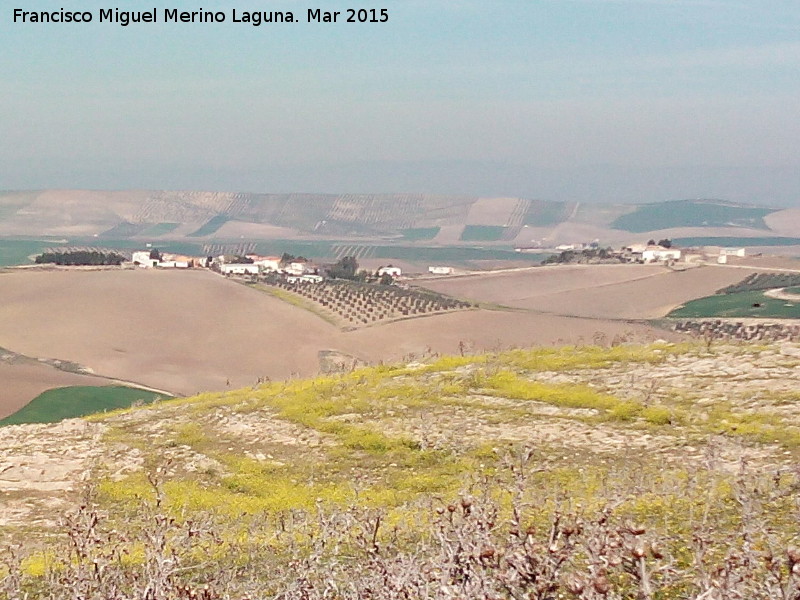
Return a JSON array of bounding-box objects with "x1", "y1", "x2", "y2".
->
[
  {"x1": 280, "y1": 253, "x2": 309, "y2": 266},
  {"x1": 35, "y1": 250, "x2": 126, "y2": 266},
  {"x1": 327, "y1": 256, "x2": 363, "y2": 280},
  {"x1": 542, "y1": 247, "x2": 621, "y2": 265}
]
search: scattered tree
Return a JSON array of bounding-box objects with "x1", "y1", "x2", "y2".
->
[{"x1": 328, "y1": 256, "x2": 359, "y2": 280}]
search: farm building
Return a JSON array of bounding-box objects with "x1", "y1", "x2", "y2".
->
[
  {"x1": 285, "y1": 260, "x2": 313, "y2": 276},
  {"x1": 158, "y1": 253, "x2": 193, "y2": 268},
  {"x1": 132, "y1": 251, "x2": 193, "y2": 269},
  {"x1": 221, "y1": 263, "x2": 260, "y2": 276},
  {"x1": 721, "y1": 248, "x2": 746, "y2": 258},
  {"x1": 428, "y1": 266, "x2": 454, "y2": 275},
  {"x1": 377, "y1": 266, "x2": 402, "y2": 278},
  {"x1": 157, "y1": 259, "x2": 190, "y2": 269},
  {"x1": 247, "y1": 255, "x2": 282, "y2": 271},
  {"x1": 622, "y1": 244, "x2": 681, "y2": 264},
  {"x1": 131, "y1": 251, "x2": 159, "y2": 268},
  {"x1": 641, "y1": 246, "x2": 681, "y2": 263},
  {"x1": 682, "y1": 252, "x2": 705, "y2": 264}
]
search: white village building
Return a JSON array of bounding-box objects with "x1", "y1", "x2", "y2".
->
[
  {"x1": 221, "y1": 263, "x2": 260, "y2": 275},
  {"x1": 132, "y1": 250, "x2": 191, "y2": 268},
  {"x1": 428, "y1": 266, "x2": 454, "y2": 275},
  {"x1": 132, "y1": 251, "x2": 159, "y2": 268},
  {"x1": 641, "y1": 246, "x2": 682, "y2": 263},
  {"x1": 721, "y1": 247, "x2": 746, "y2": 258},
  {"x1": 246, "y1": 255, "x2": 282, "y2": 272},
  {"x1": 285, "y1": 260, "x2": 311, "y2": 276},
  {"x1": 377, "y1": 266, "x2": 402, "y2": 278}
]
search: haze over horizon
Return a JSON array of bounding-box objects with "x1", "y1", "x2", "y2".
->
[{"x1": 2, "y1": 1, "x2": 799, "y2": 206}]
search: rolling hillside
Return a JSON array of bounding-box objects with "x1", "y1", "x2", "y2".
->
[
  {"x1": 0, "y1": 268, "x2": 680, "y2": 414},
  {"x1": 1, "y1": 341, "x2": 800, "y2": 598},
  {"x1": 0, "y1": 190, "x2": 793, "y2": 247}
]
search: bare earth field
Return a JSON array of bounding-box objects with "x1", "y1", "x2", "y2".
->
[
  {"x1": 211, "y1": 220, "x2": 304, "y2": 239},
  {"x1": 465, "y1": 197, "x2": 527, "y2": 226},
  {"x1": 512, "y1": 222, "x2": 614, "y2": 246},
  {"x1": 730, "y1": 256, "x2": 800, "y2": 271},
  {"x1": 741, "y1": 246, "x2": 800, "y2": 258},
  {"x1": 0, "y1": 269, "x2": 341, "y2": 397},
  {"x1": 0, "y1": 269, "x2": 678, "y2": 412},
  {"x1": 419, "y1": 264, "x2": 759, "y2": 319},
  {"x1": 764, "y1": 207, "x2": 800, "y2": 236},
  {"x1": 348, "y1": 308, "x2": 674, "y2": 358}
]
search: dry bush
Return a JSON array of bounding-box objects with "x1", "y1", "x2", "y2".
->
[{"x1": 3, "y1": 452, "x2": 800, "y2": 600}]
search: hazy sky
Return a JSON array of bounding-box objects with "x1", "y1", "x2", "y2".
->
[{"x1": 2, "y1": 0, "x2": 799, "y2": 204}]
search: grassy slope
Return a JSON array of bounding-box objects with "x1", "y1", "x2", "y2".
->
[
  {"x1": 91, "y1": 342, "x2": 800, "y2": 523},
  {"x1": 6, "y1": 342, "x2": 800, "y2": 597}
]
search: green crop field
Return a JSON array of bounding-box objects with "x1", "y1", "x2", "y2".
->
[
  {"x1": 669, "y1": 290, "x2": 800, "y2": 319},
  {"x1": 187, "y1": 216, "x2": 231, "y2": 237},
  {"x1": 139, "y1": 222, "x2": 180, "y2": 236},
  {"x1": 459, "y1": 225, "x2": 507, "y2": 241},
  {"x1": 613, "y1": 200, "x2": 776, "y2": 233},
  {"x1": 249, "y1": 239, "x2": 337, "y2": 258},
  {"x1": 673, "y1": 236, "x2": 800, "y2": 247},
  {"x1": 0, "y1": 386, "x2": 166, "y2": 426},
  {"x1": 400, "y1": 227, "x2": 440, "y2": 241},
  {"x1": 66, "y1": 237, "x2": 205, "y2": 257},
  {"x1": 99, "y1": 222, "x2": 149, "y2": 238},
  {"x1": 523, "y1": 199, "x2": 570, "y2": 227},
  {"x1": 0, "y1": 239, "x2": 62, "y2": 266}
]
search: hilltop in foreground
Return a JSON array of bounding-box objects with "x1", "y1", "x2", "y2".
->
[{"x1": 2, "y1": 341, "x2": 800, "y2": 598}]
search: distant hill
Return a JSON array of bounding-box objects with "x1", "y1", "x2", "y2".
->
[{"x1": 0, "y1": 190, "x2": 794, "y2": 246}]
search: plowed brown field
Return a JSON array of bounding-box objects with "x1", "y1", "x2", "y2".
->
[
  {"x1": 0, "y1": 268, "x2": 681, "y2": 414},
  {"x1": 418, "y1": 264, "x2": 759, "y2": 319}
]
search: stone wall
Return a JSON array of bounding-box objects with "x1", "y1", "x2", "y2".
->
[{"x1": 673, "y1": 319, "x2": 800, "y2": 342}]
